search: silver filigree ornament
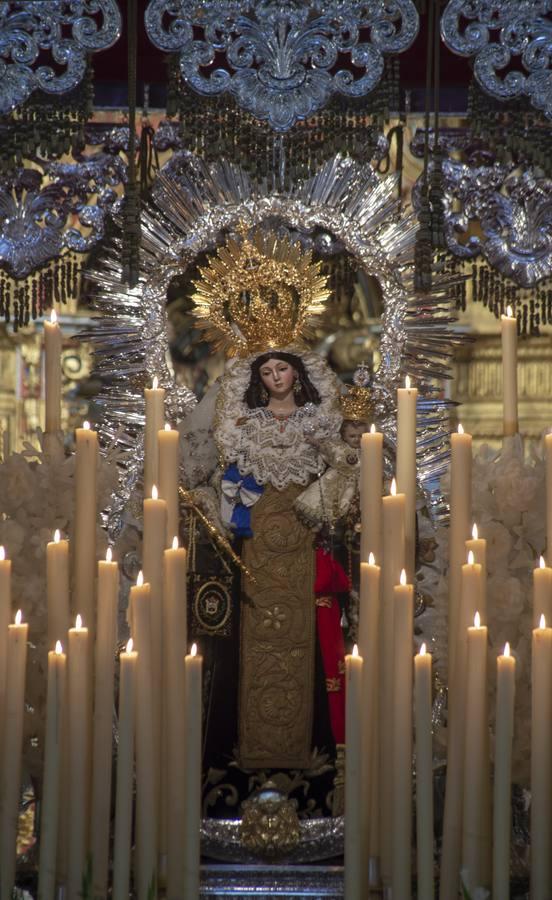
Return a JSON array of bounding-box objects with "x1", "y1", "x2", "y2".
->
[
  {"x1": 0, "y1": 0, "x2": 122, "y2": 115},
  {"x1": 144, "y1": 0, "x2": 419, "y2": 132},
  {"x1": 412, "y1": 153, "x2": 552, "y2": 287},
  {"x1": 441, "y1": 0, "x2": 552, "y2": 119},
  {"x1": 84, "y1": 151, "x2": 464, "y2": 542}
]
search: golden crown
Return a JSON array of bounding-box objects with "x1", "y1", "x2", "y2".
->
[
  {"x1": 340, "y1": 385, "x2": 373, "y2": 423},
  {"x1": 191, "y1": 225, "x2": 331, "y2": 357}
]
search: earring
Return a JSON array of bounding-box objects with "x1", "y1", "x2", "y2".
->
[
  {"x1": 260, "y1": 385, "x2": 269, "y2": 404},
  {"x1": 293, "y1": 379, "x2": 301, "y2": 396}
]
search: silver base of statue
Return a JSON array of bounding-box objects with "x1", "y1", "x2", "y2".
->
[{"x1": 200, "y1": 863, "x2": 344, "y2": 897}]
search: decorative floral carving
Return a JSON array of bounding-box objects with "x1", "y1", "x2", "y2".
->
[
  {"x1": 145, "y1": 0, "x2": 419, "y2": 131},
  {"x1": 441, "y1": 0, "x2": 552, "y2": 118},
  {"x1": 0, "y1": 0, "x2": 122, "y2": 115}
]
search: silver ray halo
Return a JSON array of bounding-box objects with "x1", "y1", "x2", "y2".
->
[{"x1": 85, "y1": 152, "x2": 464, "y2": 536}]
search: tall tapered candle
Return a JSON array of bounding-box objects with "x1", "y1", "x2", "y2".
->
[
  {"x1": 501, "y1": 305, "x2": 518, "y2": 437},
  {"x1": 397, "y1": 376, "x2": 418, "y2": 581},
  {"x1": 158, "y1": 424, "x2": 180, "y2": 545},
  {"x1": 44, "y1": 309, "x2": 62, "y2": 434},
  {"x1": 380, "y1": 478, "x2": 405, "y2": 885},
  {"x1": 0, "y1": 611, "x2": 28, "y2": 899},
  {"x1": 90, "y1": 548, "x2": 119, "y2": 898},
  {"x1": 448, "y1": 424, "x2": 472, "y2": 683},
  {"x1": 358, "y1": 554, "x2": 380, "y2": 866},
  {"x1": 360, "y1": 425, "x2": 383, "y2": 564},
  {"x1": 46, "y1": 529, "x2": 70, "y2": 651},
  {"x1": 545, "y1": 433, "x2": 552, "y2": 557},
  {"x1": 144, "y1": 376, "x2": 165, "y2": 499},
  {"x1": 531, "y1": 614, "x2": 552, "y2": 900},
  {"x1": 533, "y1": 555, "x2": 552, "y2": 627},
  {"x1": 493, "y1": 643, "x2": 515, "y2": 900},
  {"x1": 67, "y1": 615, "x2": 91, "y2": 900},
  {"x1": 183, "y1": 643, "x2": 202, "y2": 899},
  {"x1": 415, "y1": 644, "x2": 434, "y2": 900},
  {"x1": 164, "y1": 537, "x2": 188, "y2": 900},
  {"x1": 0, "y1": 547, "x2": 11, "y2": 764},
  {"x1": 345, "y1": 644, "x2": 363, "y2": 900},
  {"x1": 74, "y1": 421, "x2": 98, "y2": 639},
  {"x1": 131, "y1": 573, "x2": 157, "y2": 900},
  {"x1": 392, "y1": 570, "x2": 414, "y2": 900},
  {"x1": 38, "y1": 641, "x2": 67, "y2": 900},
  {"x1": 462, "y1": 612, "x2": 489, "y2": 892},
  {"x1": 113, "y1": 639, "x2": 137, "y2": 900}
]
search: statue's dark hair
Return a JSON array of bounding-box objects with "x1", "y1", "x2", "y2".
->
[{"x1": 244, "y1": 351, "x2": 321, "y2": 409}]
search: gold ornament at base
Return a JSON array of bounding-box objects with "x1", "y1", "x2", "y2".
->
[{"x1": 239, "y1": 782, "x2": 301, "y2": 856}]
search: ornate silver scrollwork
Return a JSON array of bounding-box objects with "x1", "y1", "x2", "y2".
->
[
  {"x1": 441, "y1": 0, "x2": 552, "y2": 119},
  {"x1": 145, "y1": 0, "x2": 419, "y2": 131},
  {"x1": 0, "y1": 0, "x2": 122, "y2": 115}
]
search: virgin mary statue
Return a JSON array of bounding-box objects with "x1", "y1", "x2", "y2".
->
[{"x1": 180, "y1": 227, "x2": 347, "y2": 809}]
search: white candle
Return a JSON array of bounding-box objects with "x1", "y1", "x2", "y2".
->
[
  {"x1": 74, "y1": 421, "x2": 98, "y2": 640},
  {"x1": 38, "y1": 641, "x2": 67, "y2": 900},
  {"x1": 183, "y1": 644, "x2": 202, "y2": 899},
  {"x1": 67, "y1": 615, "x2": 91, "y2": 900},
  {"x1": 0, "y1": 547, "x2": 11, "y2": 766},
  {"x1": 380, "y1": 478, "x2": 405, "y2": 885},
  {"x1": 397, "y1": 376, "x2": 418, "y2": 582},
  {"x1": 0, "y1": 611, "x2": 28, "y2": 899},
  {"x1": 164, "y1": 538, "x2": 188, "y2": 900},
  {"x1": 462, "y1": 612, "x2": 489, "y2": 892},
  {"x1": 158, "y1": 424, "x2": 180, "y2": 545},
  {"x1": 113, "y1": 639, "x2": 137, "y2": 900},
  {"x1": 493, "y1": 643, "x2": 515, "y2": 900},
  {"x1": 501, "y1": 305, "x2": 518, "y2": 437},
  {"x1": 358, "y1": 555, "x2": 380, "y2": 866},
  {"x1": 415, "y1": 644, "x2": 434, "y2": 900},
  {"x1": 392, "y1": 570, "x2": 414, "y2": 900},
  {"x1": 531, "y1": 614, "x2": 552, "y2": 899},
  {"x1": 533, "y1": 555, "x2": 552, "y2": 628},
  {"x1": 144, "y1": 376, "x2": 165, "y2": 499},
  {"x1": 131, "y1": 574, "x2": 157, "y2": 900},
  {"x1": 545, "y1": 433, "x2": 552, "y2": 558},
  {"x1": 44, "y1": 309, "x2": 62, "y2": 434},
  {"x1": 448, "y1": 424, "x2": 472, "y2": 683},
  {"x1": 46, "y1": 530, "x2": 70, "y2": 651},
  {"x1": 465, "y1": 523, "x2": 487, "y2": 623},
  {"x1": 360, "y1": 426, "x2": 383, "y2": 564},
  {"x1": 90, "y1": 549, "x2": 119, "y2": 898},
  {"x1": 345, "y1": 644, "x2": 363, "y2": 900}
]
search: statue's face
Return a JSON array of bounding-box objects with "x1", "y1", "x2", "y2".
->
[
  {"x1": 259, "y1": 357, "x2": 297, "y2": 399},
  {"x1": 341, "y1": 420, "x2": 368, "y2": 449}
]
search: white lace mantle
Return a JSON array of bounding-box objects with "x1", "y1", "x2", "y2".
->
[{"x1": 214, "y1": 349, "x2": 342, "y2": 490}]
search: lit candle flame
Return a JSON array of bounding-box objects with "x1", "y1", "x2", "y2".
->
[
  {"x1": 420, "y1": 642, "x2": 427, "y2": 656},
  {"x1": 165, "y1": 423, "x2": 171, "y2": 431},
  {"x1": 504, "y1": 642, "x2": 510, "y2": 658},
  {"x1": 83, "y1": 421, "x2": 90, "y2": 430},
  {"x1": 54, "y1": 529, "x2": 61, "y2": 543},
  {"x1": 106, "y1": 547, "x2": 112, "y2": 563},
  {"x1": 507, "y1": 305, "x2": 513, "y2": 318},
  {"x1": 352, "y1": 643, "x2": 359, "y2": 657},
  {"x1": 400, "y1": 568, "x2": 407, "y2": 586},
  {"x1": 370, "y1": 423, "x2": 376, "y2": 434},
  {"x1": 55, "y1": 640, "x2": 63, "y2": 655},
  {"x1": 15, "y1": 609, "x2": 22, "y2": 626},
  {"x1": 191, "y1": 642, "x2": 197, "y2": 657},
  {"x1": 152, "y1": 484, "x2": 158, "y2": 501},
  {"x1": 152, "y1": 376, "x2": 158, "y2": 390},
  {"x1": 468, "y1": 550, "x2": 475, "y2": 566},
  {"x1": 75, "y1": 614, "x2": 82, "y2": 629},
  {"x1": 457, "y1": 423, "x2": 464, "y2": 435},
  {"x1": 137, "y1": 570, "x2": 144, "y2": 587},
  {"x1": 172, "y1": 536, "x2": 178, "y2": 550},
  {"x1": 50, "y1": 309, "x2": 57, "y2": 325},
  {"x1": 405, "y1": 375, "x2": 411, "y2": 390},
  {"x1": 126, "y1": 638, "x2": 133, "y2": 654},
  {"x1": 540, "y1": 555, "x2": 545, "y2": 569},
  {"x1": 474, "y1": 611, "x2": 481, "y2": 628},
  {"x1": 390, "y1": 478, "x2": 397, "y2": 496},
  {"x1": 540, "y1": 613, "x2": 546, "y2": 629},
  {"x1": 368, "y1": 551, "x2": 375, "y2": 566},
  {"x1": 0, "y1": 546, "x2": 4, "y2": 562},
  {"x1": 472, "y1": 523, "x2": 478, "y2": 540}
]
